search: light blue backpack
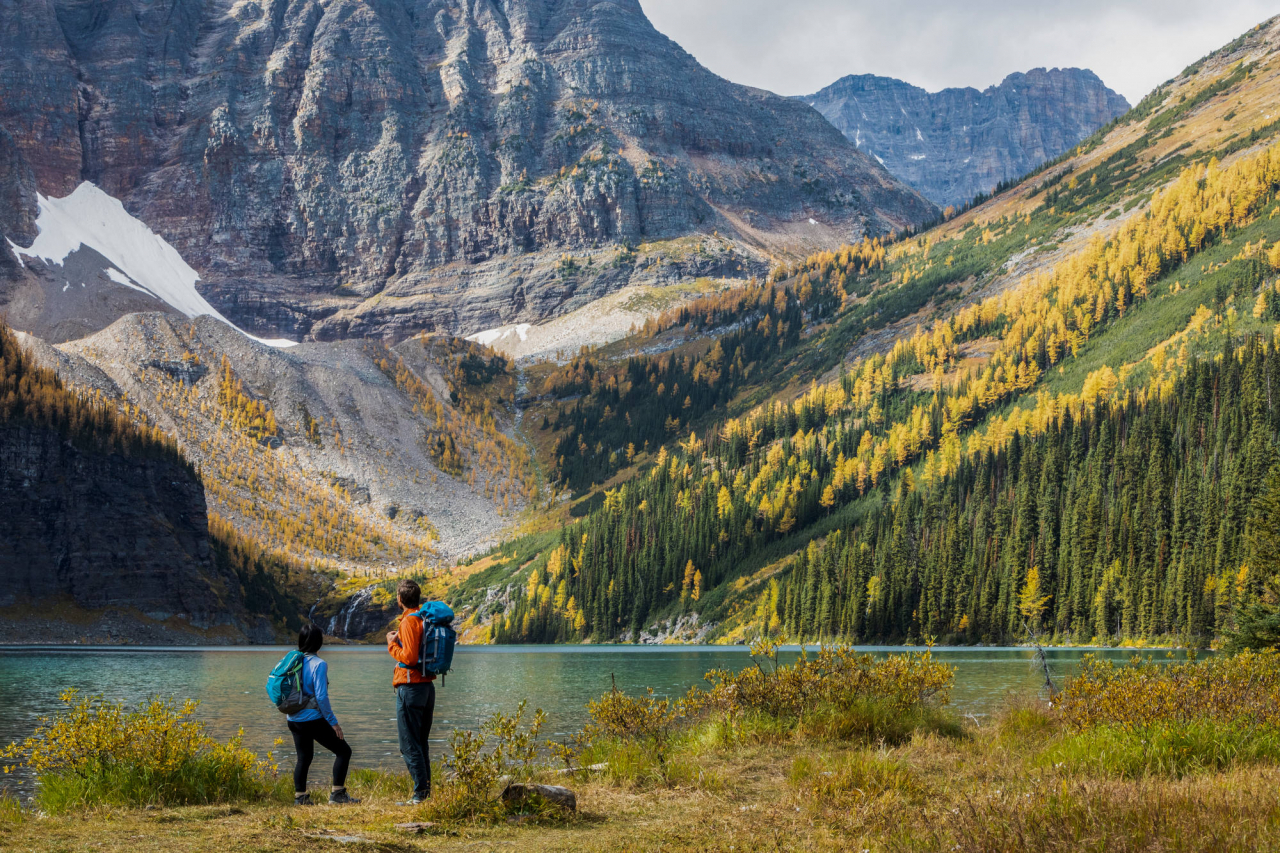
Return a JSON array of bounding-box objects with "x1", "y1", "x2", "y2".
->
[{"x1": 265, "y1": 650, "x2": 318, "y2": 714}]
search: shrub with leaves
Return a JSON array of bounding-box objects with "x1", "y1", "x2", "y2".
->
[
  {"x1": 1045, "y1": 650, "x2": 1280, "y2": 778},
  {"x1": 0, "y1": 690, "x2": 277, "y2": 812},
  {"x1": 703, "y1": 641, "x2": 955, "y2": 723},
  {"x1": 582, "y1": 685, "x2": 698, "y2": 769},
  {"x1": 1058, "y1": 650, "x2": 1280, "y2": 731},
  {"x1": 425, "y1": 700, "x2": 551, "y2": 823}
]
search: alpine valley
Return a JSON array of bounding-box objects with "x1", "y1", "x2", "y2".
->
[{"x1": 4, "y1": 1, "x2": 1280, "y2": 652}]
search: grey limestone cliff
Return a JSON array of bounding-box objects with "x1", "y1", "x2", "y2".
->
[
  {"x1": 804, "y1": 68, "x2": 1130, "y2": 209},
  {"x1": 0, "y1": 0, "x2": 936, "y2": 341},
  {"x1": 0, "y1": 423, "x2": 274, "y2": 641}
]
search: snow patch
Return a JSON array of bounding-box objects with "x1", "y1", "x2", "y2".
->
[
  {"x1": 909, "y1": 154, "x2": 927, "y2": 161},
  {"x1": 105, "y1": 266, "x2": 152, "y2": 296},
  {"x1": 873, "y1": 153, "x2": 886, "y2": 167},
  {"x1": 467, "y1": 323, "x2": 533, "y2": 347},
  {"x1": 915, "y1": 127, "x2": 923, "y2": 142},
  {"x1": 7, "y1": 239, "x2": 23, "y2": 268},
  {"x1": 809, "y1": 218, "x2": 818, "y2": 225},
  {"x1": 13, "y1": 182, "x2": 296, "y2": 347}
]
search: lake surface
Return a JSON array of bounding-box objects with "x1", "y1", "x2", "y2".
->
[{"x1": 0, "y1": 645, "x2": 1186, "y2": 793}]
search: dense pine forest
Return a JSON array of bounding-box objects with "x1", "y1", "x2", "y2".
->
[
  {"x1": 497, "y1": 340, "x2": 1280, "y2": 645},
  {"x1": 776, "y1": 339, "x2": 1280, "y2": 645}
]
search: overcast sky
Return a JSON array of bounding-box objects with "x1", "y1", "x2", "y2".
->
[{"x1": 639, "y1": 0, "x2": 1278, "y2": 104}]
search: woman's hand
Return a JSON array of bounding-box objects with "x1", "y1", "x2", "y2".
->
[{"x1": 333, "y1": 725, "x2": 345, "y2": 740}]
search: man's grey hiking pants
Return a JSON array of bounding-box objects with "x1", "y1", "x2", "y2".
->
[{"x1": 396, "y1": 681, "x2": 435, "y2": 800}]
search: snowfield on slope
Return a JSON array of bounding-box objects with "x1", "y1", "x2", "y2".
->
[{"x1": 10, "y1": 182, "x2": 296, "y2": 347}]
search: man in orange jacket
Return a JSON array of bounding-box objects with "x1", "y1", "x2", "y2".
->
[{"x1": 386, "y1": 579, "x2": 435, "y2": 803}]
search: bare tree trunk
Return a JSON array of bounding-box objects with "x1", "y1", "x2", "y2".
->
[{"x1": 1023, "y1": 618, "x2": 1058, "y2": 699}]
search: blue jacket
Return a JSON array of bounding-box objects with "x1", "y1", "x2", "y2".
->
[{"x1": 287, "y1": 654, "x2": 339, "y2": 728}]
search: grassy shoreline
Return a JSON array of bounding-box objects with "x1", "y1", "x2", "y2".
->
[
  {"x1": 5, "y1": 649, "x2": 1279, "y2": 852},
  {"x1": 5, "y1": 717, "x2": 1280, "y2": 852}
]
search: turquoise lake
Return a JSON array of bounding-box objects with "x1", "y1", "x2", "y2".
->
[{"x1": 0, "y1": 645, "x2": 1185, "y2": 793}]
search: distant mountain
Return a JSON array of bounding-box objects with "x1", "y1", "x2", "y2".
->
[
  {"x1": 804, "y1": 68, "x2": 1130, "y2": 209},
  {"x1": 0, "y1": 0, "x2": 935, "y2": 342}
]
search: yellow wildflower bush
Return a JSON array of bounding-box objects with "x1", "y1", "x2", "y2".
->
[
  {"x1": 703, "y1": 641, "x2": 955, "y2": 721},
  {"x1": 561, "y1": 643, "x2": 959, "y2": 786},
  {"x1": 1058, "y1": 650, "x2": 1280, "y2": 731},
  {"x1": 0, "y1": 690, "x2": 278, "y2": 812}
]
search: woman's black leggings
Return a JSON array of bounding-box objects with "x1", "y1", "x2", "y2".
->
[{"x1": 287, "y1": 719, "x2": 351, "y2": 792}]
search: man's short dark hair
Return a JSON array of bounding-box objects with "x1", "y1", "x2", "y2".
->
[
  {"x1": 298, "y1": 624, "x2": 324, "y2": 655},
  {"x1": 398, "y1": 579, "x2": 422, "y2": 608}
]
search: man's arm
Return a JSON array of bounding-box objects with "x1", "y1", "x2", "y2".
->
[{"x1": 387, "y1": 614, "x2": 419, "y2": 666}]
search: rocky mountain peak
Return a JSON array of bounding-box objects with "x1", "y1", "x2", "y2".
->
[
  {"x1": 805, "y1": 67, "x2": 1130, "y2": 209},
  {"x1": 0, "y1": 0, "x2": 935, "y2": 342}
]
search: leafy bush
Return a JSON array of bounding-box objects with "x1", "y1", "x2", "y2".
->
[
  {"x1": 557, "y1": 643, "x2": 958, "y2": 787},
  {"x1": 1042, "y1": 651, "x2": 1280, "y2": 778},
  {"x1": 0, "y1": 691, "x2": 277, "y2": 812},
  {"x1": 701, "y1": 640, "x2": 955, "y2": 735},
  {"x1": 581, "y1": 686, "x2": 695, "y2": 768},
  {"x1": 1057, "y1": 650, "x2": 1280, "y2": 730},
  {"x1": 420, "y1": 700, "x2": 556, "y2": 824}
]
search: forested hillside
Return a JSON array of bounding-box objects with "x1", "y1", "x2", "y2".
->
[{"x1": 459, "y1": 17, "x2": 1280, "y2": 647}]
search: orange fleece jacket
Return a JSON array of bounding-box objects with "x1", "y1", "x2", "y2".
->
[{"x1": 387, "y1": 609, "x2": 435, "y2": 686}]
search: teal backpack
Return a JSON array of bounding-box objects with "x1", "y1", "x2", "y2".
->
[
  {"x1": 266, "y1": 650, "x2": 318, "y2": 715},
  {"x1": 398, "y1": 601, "x2": 457, "y2": 681}
]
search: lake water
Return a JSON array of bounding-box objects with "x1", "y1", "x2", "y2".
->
[{"x1": 0, "y1": 645, "x2": 1186, "y2": 793}]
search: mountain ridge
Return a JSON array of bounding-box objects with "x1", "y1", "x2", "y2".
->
[{"x1": 804, "y1": 67, "x2": 1130, "y2": 208}]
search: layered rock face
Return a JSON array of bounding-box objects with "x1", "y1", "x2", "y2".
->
[
  {"x1": 0, "y1": 128, "x2": 38, "y2": 276},
  {"x1": 0, "y1": 0, "x2": 935, "y2": 341},
  {"x1": 0, "y1": 423, "x2": 265, "y2": 638},
  {"x1": 805, "y1": 69, "x2": 1130, "y2": 209}
]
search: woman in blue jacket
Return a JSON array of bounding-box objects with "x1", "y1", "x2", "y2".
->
[{"x1": 288, "y1": 624, "x2": 360, "y2": 805}]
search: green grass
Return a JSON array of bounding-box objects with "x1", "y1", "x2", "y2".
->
[
  {"x1": 788, "y1": 750, "x2": 926, "y2": 804},
  {"x1": 34, "y1": 752, "x2": 282, "y2": 814},
  {"x1": 0, "y1": 795, "x2": 21, "y2": 826},
  {"x1": 1041, "y1": 720, "x2": 1280, "y2": 778}
]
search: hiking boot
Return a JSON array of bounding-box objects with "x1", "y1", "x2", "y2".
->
[
  {"x1": 329, "y1": 788, "x2": 361, "y2": 805},
  {"x1": 294, "y1": 792, "x2": 313, "y2": 806}
]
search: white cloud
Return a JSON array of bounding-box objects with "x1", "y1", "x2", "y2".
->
[{"x1": 638, "y1": 0, "x2": 1277, "y2": 103}]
